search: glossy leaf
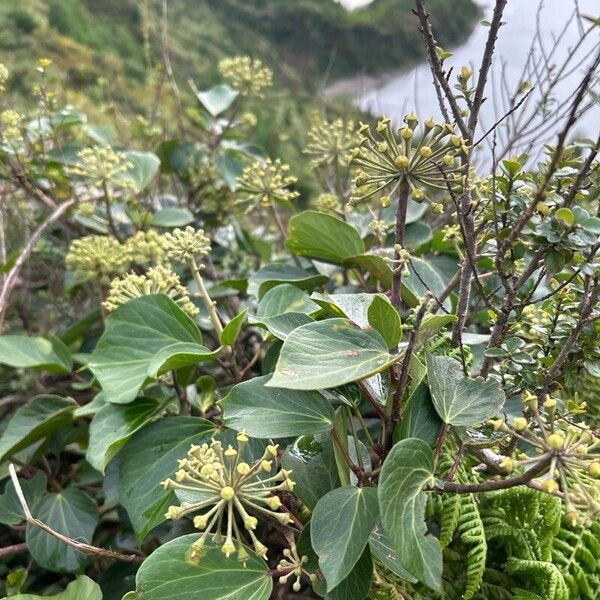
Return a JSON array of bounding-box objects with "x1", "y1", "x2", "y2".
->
[
  {"x1": 286, "y1": 211, "x2": 364, "y2": 263},
  {"x1": 257, "y1": 284, "x2": 318, "y2": 318},
  {"x1": 282, "y1": 434, "x2": 340, "y2": 509},
  {"x1": 367, "y1": 295, "x2": 402, "y2": 348},
  {"x1": 378, "y1": 438, "x2": 442, "y2": 591},
  {"x1": 0, "y1": 472, "x2": 47, "y2": 526},
  {"x1": 134, "y1": 535, "x2": 272, "y2": 600},
  {"x1": 394, "y1": 383, "x2": 443, "y2": 446},
  {"x1": 402, "y1": 257, "x2": 451, "y2": 312},
  {"x1": 118, "y1": 416, "x2": 216, "y2": 542},
  {"x1": 267, "y1": 319, "x2": 397, "y2": 390},
  {"x1": 86, "y1": 397, "x2": 168, "y2": 473},
  {"x1": 247, "y1": 263, "x2": 327, "y2": 299},
  {"x1": 221, "y1": 374, "x2": 335, "y2": 437},
  {"x1": 311, "y1": 486, "x2": 379, "y2": 591},
  {"x1": 0, "y1": 335, "x2": 72, "y2": 373},
  {"x1": 250, "y1": 312, "x2": 313, "y2": 340},
  {"x1": 426, "y1": 355, "x2": 505, "y2": 425},
  {"x1": 0, "y1": 396, "x2": 75, "y2": 462},
  {"x1": 147, "y1": 342, "x2": 219, "y2": 378},
  {"x1": 152, "y1": 207, "x2": 194, "y2": 227},
  {"x1": 26, "y1": 488, "x2": 98, "y2": 573},
  {"x1": 89, "y1": 295, "x2": 202, "y2": 404},
  {"x1": 369, "y1": 525, "x2": 417, "y2": 582},
  {"x1": 121, "y1": 151, "x2": 160, "y2": 193},
  {"x1": 326, "y1": 547, "x2": 372, "y2": 600}
]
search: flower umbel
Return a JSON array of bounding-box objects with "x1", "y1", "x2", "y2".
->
[
  {"x1": 124, "y1": 230, "x2": 166, "y2": 266},
  {"x1": 310, "y1": 192, "x2": 340, "y2": 214},
  {"x1": 162, "y1": 432, "x2": 295, "y2": 563},
  {"x1": 236, "y1": 158, "x2": 299, "y2": 211},
  {"x1": 304, "y1": 116, "x2": 357, "y2": 169},
  {"x1": 348, "y1": 114, "x2": 467, "y2": 208},
  {"x1": 162, "y1": 226, "x2": 211, "y2": 263},
  {"x1": 69, "y1": 146, "x2": 134, "y2": 189},
  {"x1": 103, "y1": 265, "x2": 198, "y2": 317},
  {"x1": 65, "y1": 235, "x2": 128, "y2": 282},
  {"x1": 218, "y1": 56, "x2": 273, "y2": 97},
  {"x1": 276, "y1": 544, "x2": 317, "y2": 593}
]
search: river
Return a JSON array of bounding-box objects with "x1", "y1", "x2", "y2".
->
[{"x1": 332, "y1": 0, "x2": 599, "y2": 155}]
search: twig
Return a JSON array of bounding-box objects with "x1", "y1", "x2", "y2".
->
[
  {"x1": 0, "y1": 198, "x2": 77, "y2": 331},
  {"x1": 0, "y1": 542, "x2": 27, "y2": 559},
  {"x1": 8, "y1": 464, "x2": 144, "y2": 563}
]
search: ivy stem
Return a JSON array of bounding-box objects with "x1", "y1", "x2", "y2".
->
[
  {"x1": 390, "y1": 180, "x2": 410, "y2": 312},
  {"x1": 270, "y1": 201, "x2": 301, "y2": 267},
  {"x1": 187, "y1": 257, "x2": 224, "y2": 339},
  {"x1": 102, "y1": 180, "x2": 123, "y2": 243}
]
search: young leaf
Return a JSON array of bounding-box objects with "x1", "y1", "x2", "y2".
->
[
  {"x1": 9, "y1": 576, "x2": 102, "y2": 600},
  {"x1": 89, "y1": 295, "x2": 203, "y2": 404},
  {"x1": 195, "y1": 84, "x2": 239, "y2": 117},
  {"x1": 0, "y1": 396, "x2": 75, "y2": 462},
  {"x1": 0, "y1": 335, "x2": 72, "y2": 373},
  {"x1": 220, "y1": 308, "x2": 247, "y2": 346},
  {"x1": 266, "y1": 319, "x2": 397, "y2": 390},
  {"x1": 367, "y1": 296, "x2": 402, "y2": 348},
  {"x1": 118, "y1": 416, "x2": 216, "y2": 542},
  {"x1": 134, "y1": 536, "x2": 272, "y2": 600},
  {"x1": 86, "y1": 397, "x2": 168, "y2": 473},
  {"x1": 426, "y1": 355, "x2": 505, "y2": 425},
  {"x1": 221, "y1": 374, "x2": 335, "y2": 437},
  {"x1": 26, "y1": 488, "x2": 98, "y2": 573},
  {"x1": 378, "y1": 438, "x2": 442, "y2": 591},
  {"x1": 311, "y1": 486, "x2": 379, "y2": 591},
  {"x1": 286, "y1": 210, "x2": 365, "y2": 264}
]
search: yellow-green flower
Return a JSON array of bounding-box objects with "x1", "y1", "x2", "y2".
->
[
  {"x1": 162, "y1": 226, "x2": 211, "y2": 263},
  {"x1": 218, "y1": 56, "x2": 273, "y2": 97},
  {"x1": 65, "y1": 235, "x2": 128, "y2": 282},
  {"x1": 124, "y1": 230, "x2": 166, "y2": 266},
  {"x1": 0, "y1": 63, "x2": 8, "y2": 91},
  {"x1": 0, "y1": 110, "x2": 22, "y2": 141},
  {"x1": 69, "y1": 146, "x2": 134, "y2": 189},
  {"x1": 310, "y1": 193, "x2": 340, "y2": 214},
  {"x1": 162, "y1": 432, "x2": 294, "y2": 564},
  {"x1": 348, "y1": 114, "x2": 467, "y2": 208},
  {"x1": 304, "y1": 116, "x2": 357, "y2": 168},
  {"x1": 236, "y1": 158, "x2": 299, "y2": 211},
  {"x1": 103, "y1": 265, "x2": 198, "y2": 317}
]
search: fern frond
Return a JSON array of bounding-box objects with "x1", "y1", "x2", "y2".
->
[
  {"x1": 440, "y1": 493, "x2": 461, "y2": 548},
  {"x1": 458, "y1": 495, "x2": 486, "y2": 600},
  {"x1": 506, "y1": 557, "x2": 569, "y2": 600}
]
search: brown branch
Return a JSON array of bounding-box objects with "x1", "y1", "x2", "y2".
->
[
  {"x1": 0, "y1": 542, "x2": 27, "y2": 559},
  {"x1": 8, "y1": 464, "x2": 144, "y2": 564},
  {"x1": 0, "y1": 198, "x2": 77, "y2": 331},
  {"x1": 435, "y1": 453, "x2": 552, "y2": 494}
]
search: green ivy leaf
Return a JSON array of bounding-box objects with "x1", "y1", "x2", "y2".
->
[
  {"x1": 86, "y1": 397, "x2": 168, "y2": 473},
  {"x1": 0, "y1": 396, "x2": 75, "y2": 462},
  {"x1": 248, "y1": 264, "x2": 328, "y2": 299},
  {"x1": 6, "y1": 576, "x2": 102, "y2": 600},
  {"x1": 367, "y1": 296, "x2": 402, "y2": 348},
  {"x1": 147, "y1": 342, "x2": 219, "y2": 378},
  {"x1": 282, "y1": 434, "x2": 340, "y2": 509},
  {"x1": 257, "y1": 284, "x2": 318, "y2": 318},
  {"x1": 220, "y1": 309, "x2": 247, "y2": 346},
  {"x1": 369, "y1": 525, "x2": 417, "y2": 582},
  {"x1": 326, "y1": 547, "x2": 372, "y2": 600},
  {"x1": 89, "y1": 295, "x2": 203, "y2": 404},
  {"x1": 266, "y1": 319, "x2": 397, "y2": 390},
  {"x1": 0, "y1": 335, "x2": 72, "y2": 373},
  {"x1": 221, "y1": 374, "x2": 335, "y2": 437},
  {"x1": 195, "y1": 84, "x2": 239, "y2": 117},
  {"x1": 249, "y1": 312, "x2": 313, "y2": 340},
  {"x1": 402, "y1": 258, "x2": 451, "y2": 312},
  {"x1": 413, "y1": 314, "x2": 457, "y2": 350},
  {"x1": 378, "y1": 438, "x2": 442, "y2": 591},
  {"x1": 26, "y1": 488, "x2": 98, "y2": 573},
  {"x1": 118, "y1": 416, "x2": 216, "y2": 542},
  {"x1": 134, "y1": 536, "x2": 272, "y2": 600},
  {"x1": 311, "y1": 486, "x2": 379, "y2": 591},
  {"x1": 426, "y1": 355, "x2": 505, "y2": 425},
  {"x1": 312, "y1": 292, "x2": 385, "y2": 327},
  {"x1": 286, "y1": 211, "x2": 364, "y2": 263},
  {"x1": 151, "y1": 207, "x2": 194, "y2": 227},
  {"x1": 121, "y1": 151, "x2": 160, "y2": 193},
  {"x1": 0, "y1": 472, "x2": 47, "y2": 526},
  {"x1": 394, "y1": 383, "x2": 443, "y2": 446}
]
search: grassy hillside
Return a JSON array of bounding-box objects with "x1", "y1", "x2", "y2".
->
[{"x1": 0, "y1": 0, "x2": 477, "y2": 116}]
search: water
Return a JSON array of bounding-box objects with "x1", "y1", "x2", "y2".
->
[{"x1": 335, "y1": 0, "x2": 600, "y2": 157}]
